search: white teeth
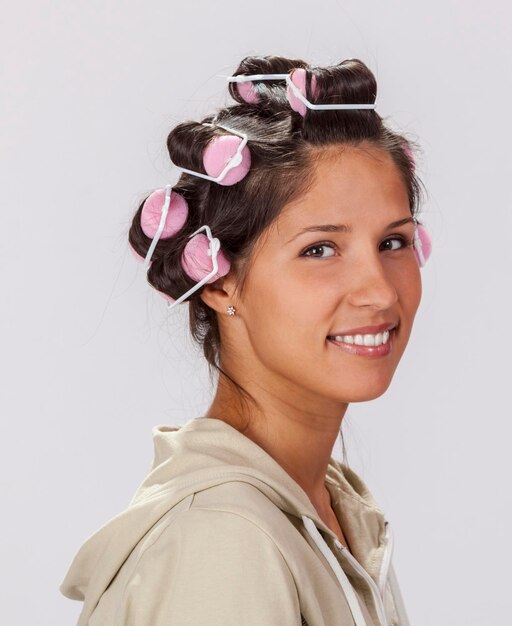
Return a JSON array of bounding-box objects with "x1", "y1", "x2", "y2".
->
[
  {"x1": 363, "y1": 334, "x2": 374, "y2": 346},
  {"x1": 332, "y1": 330, "x2": 391, "y2": 346}
]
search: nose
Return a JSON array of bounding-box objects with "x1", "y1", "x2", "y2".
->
[{"x1": 346, "y1": 252, "x2": 398, "y2": 310}]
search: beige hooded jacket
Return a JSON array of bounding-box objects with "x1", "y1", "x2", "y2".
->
[{"x1": 60, "y1": 416, "x2": 412, "y2": 626}]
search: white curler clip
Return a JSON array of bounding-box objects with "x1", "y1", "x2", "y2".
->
[
  {"x1": 175, "y1": 123, "x2": 248, "y2": 184},
  {"x1": 285, "y1": 74, "x2": 376, "y2": 111},
  {"x1": 225, "y1": 73, "x2": 289, "y2": 83},
  {"x1": 167, "y1": 225, "x2": 220, "y2": 312}
]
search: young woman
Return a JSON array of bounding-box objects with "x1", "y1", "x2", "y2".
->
[{"x1": 60, "y1": 54, "x2": 431, "y2": 626}]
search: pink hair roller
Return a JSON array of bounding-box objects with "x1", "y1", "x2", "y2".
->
[
  {"x1": 286, "y1": 68, "x2": 319, "y2": 117},
  {"x1": 202, "y1": 134, "x2": 251, "y2": 186},
  {"x1": 140, "y1": 188, "x2": 188, "y2": 239},
  {"x1": 131, "y1": 186, "x2": 189, "y2": 269},
  {"x1": 413, "y1": 223, "x2": 432, "y2": 268},
  {"x1": 226, "y1": 73, "x2": 289, "y2": 104},
  {"x1": 130, "y1": 189, "x2": 188, "y2": 267},
  {"x1": 181, "y1": 232, "x2": 231, "y2": 283},
  {"x1": 236, "y1": 81, "x2": 259, "y2": 104}
]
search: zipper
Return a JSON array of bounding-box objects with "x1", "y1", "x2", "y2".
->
[{"x1": 334, "y1": 521, "x2": 392, "y2": 626}]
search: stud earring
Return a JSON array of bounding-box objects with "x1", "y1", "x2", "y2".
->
[{"x1": 226, "y1": 306, "x2": 236, "y2": 316}]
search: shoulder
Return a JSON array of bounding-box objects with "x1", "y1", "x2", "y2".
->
[
  {"x1": 140, "y1": 481, "x2": 296, "y2": 569},
  {"x1": 106, "y1": 485, "x2": 302, "y2": 625}
]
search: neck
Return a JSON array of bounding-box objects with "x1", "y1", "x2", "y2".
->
[{"x1": 204, "y1": 374, "x2": 348, "y2": 510}]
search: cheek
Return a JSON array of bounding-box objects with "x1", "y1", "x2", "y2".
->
[
  {"x1": 243, "y1": 266, "x2": 330, "y2": 348},
  {"x1": 393, "y1": 260, "x2": 422, "y2": 324},
  {"x1": 289, "y1": 260, "x2": 346, "y2": 305}
]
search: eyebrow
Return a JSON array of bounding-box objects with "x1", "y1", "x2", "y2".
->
[{"x1": 286, "y1": 216, "x2": 416, "y2": 243}]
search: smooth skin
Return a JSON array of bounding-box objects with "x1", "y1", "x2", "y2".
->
[{"x1": 200, "y1": 144, "x2": 422, "y2": 547}]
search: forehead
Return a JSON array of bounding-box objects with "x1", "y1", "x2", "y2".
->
[{"x1": 274, "y1": 145, "x2": 410, "y2": 234}]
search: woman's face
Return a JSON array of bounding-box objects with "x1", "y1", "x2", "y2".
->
[{"x1": 229, "y1": 145, "x2": 422, "y2": 405}]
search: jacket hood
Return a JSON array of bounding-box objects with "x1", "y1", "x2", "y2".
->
[{"x1": 60, "y1": 417, "x2": 403, "y2": 625}]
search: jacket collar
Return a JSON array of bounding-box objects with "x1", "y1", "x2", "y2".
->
[
  {"x1": 154, "y1": 417, "x2": 389, "y2": 583},
  {"x1": 325, "y1": 460, "x2": 388, "y2": 583}
]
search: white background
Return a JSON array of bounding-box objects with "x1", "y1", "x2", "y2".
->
[{"x1": 2, "y1": 1, "x2": 510, "y2": 625}]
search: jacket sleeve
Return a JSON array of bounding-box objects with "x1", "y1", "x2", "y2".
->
[{"x1": 117, "y1": 507, "x2": 302, "y2": 626}]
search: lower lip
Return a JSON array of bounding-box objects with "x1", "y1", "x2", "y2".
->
[{"x1": 327, "y1": 330, "x2": 395, "y2": 358}]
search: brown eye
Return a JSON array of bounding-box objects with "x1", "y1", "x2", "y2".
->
[
  {"x1": 302, "y1": 242, "x2": 337, "y2": 258},
  {"x1": 380, "y1": 236, "x2": 409, "y2": 252}
]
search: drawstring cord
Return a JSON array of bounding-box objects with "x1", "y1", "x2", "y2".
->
[
  {"x1": 302, "y1": 515, "x2": 412, "y2": 626},
  {"x1": 301, "y1": 515, "x2": 368, "y2": 626}
]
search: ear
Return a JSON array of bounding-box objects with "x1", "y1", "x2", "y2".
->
[{"x1": 199, "y1": 271, "x2": 239, "y2": 314}]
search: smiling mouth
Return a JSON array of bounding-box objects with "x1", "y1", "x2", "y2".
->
[
  {"x1": 327, "y1": 329, "x2": 391, "y2": 347},
  {"x1": 327, "y1": 328, "x2": 396, "y2": 357}
]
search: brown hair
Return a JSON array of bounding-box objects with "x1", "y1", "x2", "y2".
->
[{"x1": 128, "y1": 55, "x2": 426, "y2": 459}]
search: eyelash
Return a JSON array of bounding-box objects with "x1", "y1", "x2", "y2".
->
[{"x1": 301, "y1": 236, "x2": 413, "y2": 258}]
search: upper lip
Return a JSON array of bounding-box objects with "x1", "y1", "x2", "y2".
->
[{"x1": 328, "y1": 322, "x2": 398, "y2": 337}]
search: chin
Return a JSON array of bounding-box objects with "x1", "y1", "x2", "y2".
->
[
  {"x1": 332, "y1": 376, "x2": 394, "y2": 403},
  {"x1": 348, "y1": 386, "x2": 391, "y2": 403}
]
